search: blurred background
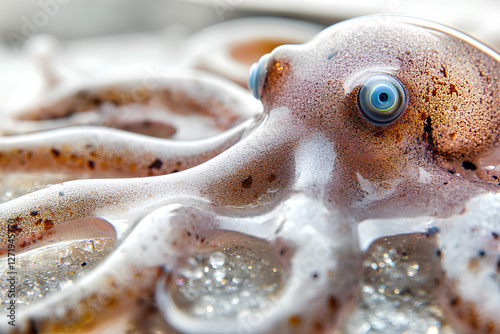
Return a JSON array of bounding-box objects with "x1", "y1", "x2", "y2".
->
[
  {"x1": 0, "y1": 0, "x2": 499, "y2": 114},
  {"x1": 1, "y1": 0, "x2": 500, "y2": 45}
]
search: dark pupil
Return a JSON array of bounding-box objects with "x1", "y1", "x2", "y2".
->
[{"x1": 378, "y1": 92, "x2": 388, "y2": 102}]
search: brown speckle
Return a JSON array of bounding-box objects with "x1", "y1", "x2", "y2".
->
[
  {"x1": 8, "y1": 224, "x2": 22, "y2": 233},
  {"x1": 440, "y1": 65, "x2": 448, "y2": 78},
  {"x1": 395, "y1": 132, "x2": 402, "y2": 143},
  {"x1": 242, "y1": 175, "x2": 253, "y2": 189},
  {"x1": 50, "y1": 148, "x2": 61, "y2": 158},
  {"x1": 88, "y1": 160, "x2": 95, "y2": 169},
  {"x1": 462, "y1": 161, "x2": 477, "y2": 171},
  {"x1": 267, "y1": 173, "x2": 277, "y2": 183},
  {"x1": 27, "y1": 317, "x2": 39, "y2": 334},
  {"x1": 424, "y1": 116, "x2": 432, "y2": 134},
  {"x1": 288, "y1": 315, "x2": 302, "y2": 326},
  {"x1": 450, "y1": 297, "x2": 460, "y2": 307},
  {"x1": 449, "y1": 83, "x2": 458, "y2": 95},
  {"x1": 43, "y1": 220, "x2": 54, "y2": 230},
  {"x1": 81, "y1": 262, "x2": 87, "y2": 267},
  {"x1": 492, "y1": 232, "x2": 499, "y2": 240},
  {"x1": 328, "y1": 296, "x2": 338, "y2": 313},
  {"x1": 30, "y1": 211, "x2": 40, "y2": 217},
  {"x1": 313, "y1": 321, "x2": 324, "y2": 332},
  {"x1": 35, "y1": 219, "x2": 43, "y2": 225},
  {"x1": 148, "y1": 158, "x2": 163, "y2": 170}
]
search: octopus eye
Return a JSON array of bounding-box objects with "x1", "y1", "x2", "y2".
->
[
  {"x1": 357, "y1": 75, "x2": 407, "y2": 125},
  {"x1": 248, "y1": 53, "x2": 270, "y2": 99}
]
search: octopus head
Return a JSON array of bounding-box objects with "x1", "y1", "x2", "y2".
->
[{"x1": 250, "y1": 16, "x2": 500, "y2": 183}]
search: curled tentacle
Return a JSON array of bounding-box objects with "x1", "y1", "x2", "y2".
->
[
  {"x1": 9, "y1": 193, "x2": 362, "y2": 333},
  {"x1": 7, "y1": 204, "x2": 187, "y2": 333}
]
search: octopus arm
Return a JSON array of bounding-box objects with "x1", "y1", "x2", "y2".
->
[
  {"x1": 5, "y1": 204, "x2": 186, "y2": 333},
  {"x1": 0, "y1": 108, "x2": 298, "y2": 254},
  {"x1": 0, "y1": 118, "x2": 257, "y2": 177}
]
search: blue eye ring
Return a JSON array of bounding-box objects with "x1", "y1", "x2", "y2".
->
[
  {"x1": 248, "y1": 53, "x2": 270, "y2": 99},
  {"x1": 357, "y1": 75, "x2": 407, "y2": 125}
]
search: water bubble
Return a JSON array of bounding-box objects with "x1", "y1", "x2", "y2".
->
[{"x1": 209, "y1": 252, "x2": 226, "y2": 269}]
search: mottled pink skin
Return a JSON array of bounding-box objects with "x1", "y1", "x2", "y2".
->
[
  {"x1": 260, "y1": 17, "x2": 500, "y2": 219},
  {"x1": 1, "y1": 16, "x2": 500, "y2": 333}
]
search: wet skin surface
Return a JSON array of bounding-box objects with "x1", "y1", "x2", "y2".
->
[{"x1": 1, "y1": 15, "x2": 500, "y2": 333}]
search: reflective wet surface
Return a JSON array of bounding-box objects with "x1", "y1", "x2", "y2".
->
[{"x1": 1, "y1": 6, "x2": 500, "y2": 334}]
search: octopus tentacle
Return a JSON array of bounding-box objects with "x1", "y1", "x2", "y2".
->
[
  {"x1": 2, "y1": 69, "x2": 259, "y2": 137},
  {"x1": 0, "y1": 107, "x2": 299, "y2": 253},
  {"x1": 158, "y1": 193, "x2": 363, "y2": 334},
  {"x1": 431, "y1": 193, "x2": 500, "y2": 332},
  {"x1": 8, "y1": 203, "x2": 188, "y2": 333},
  {"x1": 9, "y1": 191, "x2": 363, "y2": 334},
  {"x1": 0, "y1": 119, "x2": 257, "y2": 177}
]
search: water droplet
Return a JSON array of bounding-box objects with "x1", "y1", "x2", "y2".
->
[
  {"x1": 209, "y1": 252, "x2": 226, "y2": 269},
  {"x1": 213, "y1": 268, "x2": 226, "y2": 283}
]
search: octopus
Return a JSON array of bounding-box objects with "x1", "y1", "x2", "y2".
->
[{"x1": 1, "y1": 15, "x2": 500, "y2": 334}]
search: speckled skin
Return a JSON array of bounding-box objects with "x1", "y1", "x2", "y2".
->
[{"x1": 1, "y1": 16, "x2": 500, "y2": 334}]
